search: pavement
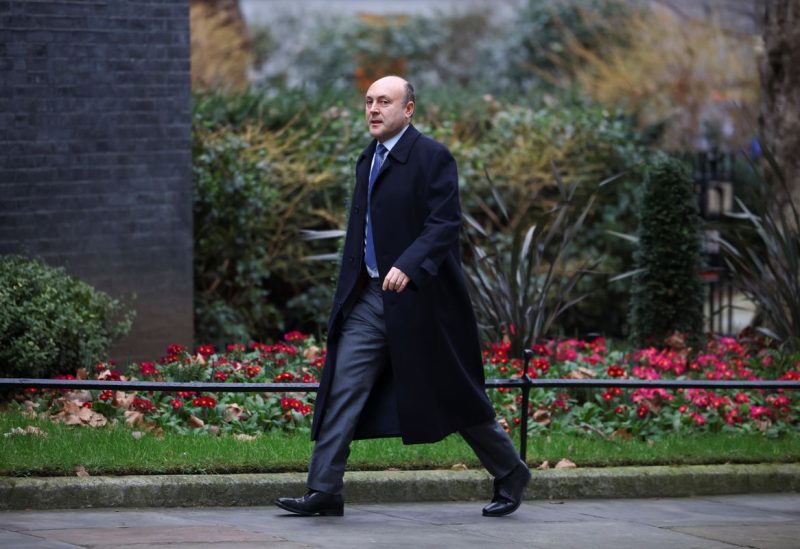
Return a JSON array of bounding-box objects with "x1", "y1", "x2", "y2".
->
[
  {"x1": 1, "y1": 493, "x2": 799, "y2": 548},
  {"x1": 2, "y1": 464, "x2": 799, "y2": 548}
]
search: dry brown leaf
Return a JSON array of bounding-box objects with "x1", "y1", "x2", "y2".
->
[
  {"x1": 233, "y1": 434, "x2": 257, "y2": 441},
  {"x1": 450, "y1": 463, "x2": 469, "y2": 471},
  {"x1": 303, "y1": 345, "x2": 321, "y2": 361},
  {"x1": 146, "y1": 425, "x2": 165, "y2": 437},
  {"x1": 64, "y1": 414, "x2": 84, "y2": 426},
  {"x1": 131, "y1": 431, "x2": 144, "y2": 440},
  {"x1": 209, "y1": 425, "x2": 221, "y2": 436},
  {"x1": 565, "y1": 367, "x2": 597, "y2": 379},
  {"x1": 555, "y1": 459, "x2": 577, "y2": 469},
  {"x1": 537, "y1": 461, "x2": 551, "y2": 470},
  {"x1": 188, "y1": 415, "x2": 205, "y2": 428},
  {"x1": 124, "y1": 410, "x2": 145, "y2": 427},
  {"x1": 609, "y1": 428, "x2": 633, "y2": 441},
  {"x1": 533, "y1": 409, "x2": 551, "y2": 426},
  {"x1": 114, "y1": 391, "x2": 134, "y2": 409},
  {"x1": 76, "y1": 368, "x2": 89, "y2": 380},
  {"x1": 223, "y1": 404, "x2": 245, "y2": 423},
  {"x1": 75, "y1": 465, "x2": 90, "y2": 477},
  {"x1": 22, "y1": 400, "x2": 40, "y2": 413},
  {"x1": 63, "y1": 390, "x2": 92, "y2": 403},
  {"x1": 4, "y1": 426, "x2": 48, "y2": 438}
]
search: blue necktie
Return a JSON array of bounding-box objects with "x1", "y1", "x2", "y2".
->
[{"x1": 365, "y1": 143, "x2": 387, "y2": 273}]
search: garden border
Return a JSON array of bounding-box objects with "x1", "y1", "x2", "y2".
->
[{"x1": 3, "y1": 350, "x2": 799, "y2": 461}]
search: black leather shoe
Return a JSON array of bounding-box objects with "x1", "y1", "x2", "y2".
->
[
  {"x1": 274, "y1": 490, "x2": 344, "y2": 516},
  {"x1": 482, "y1": 462, "x2": 532, "y2": 517}
]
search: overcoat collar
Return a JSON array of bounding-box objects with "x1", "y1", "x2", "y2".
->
[{"x1": 356, "y1": 124, "x2": 421, "y2": 168}]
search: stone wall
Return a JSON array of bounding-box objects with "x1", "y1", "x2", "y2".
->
[{"x1": 0, "y1": 0, "x2": 193, "y2": 365}]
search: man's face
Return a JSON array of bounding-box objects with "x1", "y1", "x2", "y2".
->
[{"x1": 365, "y1": 77, "x2": 414, "y2": 142}]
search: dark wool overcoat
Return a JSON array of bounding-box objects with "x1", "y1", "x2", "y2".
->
[{"x1": 310, "y1": 124, "x2": 496, "y2": 444}]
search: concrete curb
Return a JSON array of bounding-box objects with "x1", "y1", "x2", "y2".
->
[{"x1": 1, "y1": 464, "x2": 798, "y2": 511}]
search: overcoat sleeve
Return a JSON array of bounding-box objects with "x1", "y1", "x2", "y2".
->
[{"x1": 392, "y1": 145, "x2": 461, "y2": 287}]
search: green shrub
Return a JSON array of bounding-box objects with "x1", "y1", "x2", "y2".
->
[
  {"x1": 192, "y1": 100, "x2": 359, "y2": 344},
  {"x1": 192, "y1": 89, "x2": 651, "y2": 343},
  {"x1": 629, "y1": 155, "x2": 704, "y2": 346},
  {"x1": 0, "y1": 255, "x2": 133, "y2": 378}
]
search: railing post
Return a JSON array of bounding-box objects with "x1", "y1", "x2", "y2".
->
[{"x1": 519, "y1": 349, "x2": 533, "y2": 463}]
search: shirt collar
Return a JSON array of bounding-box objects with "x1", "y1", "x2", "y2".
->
[{"x1": 379, "y1": 124, "x2": 410, "y2": 154}]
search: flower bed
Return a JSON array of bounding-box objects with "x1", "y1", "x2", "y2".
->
[
  {"x1": 8, "y1": 332, "x2": 799, "y2": 438},
  {"x1": 487, "y1": 336, "x2": 799, "y2": 438}
]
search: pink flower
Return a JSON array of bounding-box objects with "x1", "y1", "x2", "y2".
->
[{"x1": 749, "y1": 405, "x2": 773, "y2": 420}]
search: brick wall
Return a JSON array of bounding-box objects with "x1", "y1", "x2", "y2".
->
[{"x1": 0, "y1": 0, "x2": 193, "y2": 365}]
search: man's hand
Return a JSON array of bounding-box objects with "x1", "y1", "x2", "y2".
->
[{"x1": 383, "y1": 267, "x2": 410, "y2": 293}]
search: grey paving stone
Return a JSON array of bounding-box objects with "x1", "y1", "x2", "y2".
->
[
  {"x1": 18, "y1": 526, "x2": 285, "y2": 547},
  {"x1": 671, "y1": 523, "x2": 800, "y2": 549},
  {"x1": 700, "y1": 493, "x2": 800, "y2": 516},
  {"x1": 0, "y1": 528, "x2": 79, "y2": 548},
  {"x1": 0, "y1": 510, "x2": 194, "y2": 532},
  {"x1": 527, "y1": 496, "x2": 800, "y2": 526}
]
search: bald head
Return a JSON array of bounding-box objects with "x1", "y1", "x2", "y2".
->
[{"x1": 365, "y1": 75, "x2": 416, "y2": 142}]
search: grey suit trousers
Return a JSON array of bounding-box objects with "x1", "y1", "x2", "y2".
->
[{"x1": 307, "y1": 278, "x2": 523, "y2": 495}]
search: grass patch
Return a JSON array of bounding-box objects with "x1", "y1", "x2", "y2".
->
[{"x1": 1, "y1": 412, "x2": 798, "y2": 476}]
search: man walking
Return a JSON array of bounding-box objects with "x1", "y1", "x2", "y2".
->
[{"x1": 274, "y1": 76, "x2": 530, "y2": 517}]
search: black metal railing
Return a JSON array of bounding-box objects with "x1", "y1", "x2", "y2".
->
[{"x1": 2, "y1": 349, "x2": 799, "y2": 462}]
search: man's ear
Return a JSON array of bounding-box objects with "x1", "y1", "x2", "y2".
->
[{"x1": 405, "y1": 101, "x2": 415, "y2": 118}]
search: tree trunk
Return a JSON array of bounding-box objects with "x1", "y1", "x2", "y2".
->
[{"x1": 759, "y1": 0, "x2": 800, "y2": 207}]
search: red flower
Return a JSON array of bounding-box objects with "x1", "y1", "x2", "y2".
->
[
  {"x1": 177, "y1": 391, "x2": 197, "y2": 399},
  {"x1": 530, "y1": 343, "x2": 552, "y2": 357},
  {"x1": 82, "y1": 402, "x2": 92, "y2": 409},
  {"x1": 131, "y1": 397, "x2": 155, "y2": 413},
  {"x1": 213, "y1": 371, "x2": 228, "y2": 381},
  {"x1": 167, "y1": 344, "x2": 186, "y2": 355},
  {"x1": 227, "y1": 344, "x2": 245, "y2": 353},
  {"x1": 197, "y1": 344, "x2": 215, "y2": 357},
  {"x1": 302, "y1": 372, "x2": 317, "y2": 383},
  {"x1": 104, "y1": 370, "x2": 122, "y2": 381},
  {"x1": 139, "y1": 362, "x2": 160, "y2": 377},
  {"x1": 284, "y1": 331, "x2": 309, "y2": 342},
  {"x1": 274, "y1": 372, "x2": 295, "y2": 382},
  {"x1": 636, "y1": 404, "x2": 649, "y2": 418},
  {"x1": 98, "y1": 390, "x2": 114, "y2": 401},
  {"x1": 278, "y1": 397, "x2": 312, "y2": 415},
  {"x1": 246, "y1": 365, "x2": 262, "y2": 378},
  {"x1": 192, "y1": 396, "x2": 217, "y2": 408},
  {"x1": 531, "y1": 357, "x2": 549, "y2": 373},
  {"x1": 607, "y1": 364, "x2": 625, "y2": 378},
  {"x1": 171, "y1": 398, "x2": 184, "y2": 409}
]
